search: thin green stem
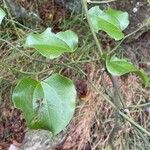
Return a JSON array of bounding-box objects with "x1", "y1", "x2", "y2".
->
[
  {"x1": 0, "y1": 38, "x2": 99, "y2": 67},
  {"x1": 6, "y1": 18, "x2": 36, "y2": 32},
  {"x1": 109, "y1": 24, "x2": 145, "y2": 55},
  {"x1": 119, "y1": 111, "x2": 150, "y2": 137},
  {"x1": 82, "y1": 0, "x2": 103, "y2": 56},
  {"x1": 0, "y1": 61, "x2": 39, "y2": 75},
  {"x1": 87, "y1": 0, "x2": 116, "y2": 4},
  {"x1": 129, "y1": 102, "x2": 150, "y2": 109},
  {"x1": 3, "y1": 0, "x2": 20, "y2": 38}
]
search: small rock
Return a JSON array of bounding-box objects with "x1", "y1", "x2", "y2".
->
[
  {"x1": 133, "y1": 7, "x2": 138, "y2": 13},
  {"x1": 55, "y1": 0, "x2": 82, "y2": 13},
  {"x1": 20, "y1": 129, "x2": 66, "y2": 150},
  {"x1": 8, "y1": 144, "x2": 18, "y2": 150},
  {"x1": 20, "y1": 130, "x2": 54, "y2": 150}
]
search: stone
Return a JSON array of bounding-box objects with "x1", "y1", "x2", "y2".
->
[
  {"x1": 20, "y1": 129, "x2": 66, "y2": 150},
  {"x1": 5, "y1": 0, "x2": 41, "y2": 28},
  {"x1": 20, "y1": 130, "x2": 54, "y2": 150},
  {"x1": 55, "y1": 0, "x2": 82, "y2": 13},
  {"x1": 8, "y1": 144, "x2": 18, "y2": 150}
]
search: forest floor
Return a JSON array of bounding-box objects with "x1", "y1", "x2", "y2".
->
[{"x1": 0, "y1": 1, "x2": 150, "y2": 150}]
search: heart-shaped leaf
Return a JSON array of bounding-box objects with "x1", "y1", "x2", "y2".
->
[
  {"x1": 88, "y1": 6, "x2": 129, "y2": 40},
  {"x1": 12, "y1": 74, "x2": 76, "y2": 134},
  {"x1": 25, "y1": 28, "x2": 78, "y2": 59},
  {"x1": 0, "y1": 8, "x2": 6, "y2": 25},
  {"x1": 106, "y1": 56, "x2": 149, "y2": 87}
]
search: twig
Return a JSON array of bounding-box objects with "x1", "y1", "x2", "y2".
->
[
  {"x1": 0, "y1": 61, "x2": 43, "y2": 75},
  {"x1": 110, "y1": 75, "x2": 125, "y2": 109},
  {"x1": 3, "y1": 0, "x2": 20, "y2": 38},
  {"x1": 87, "y1": 0, "x2": 116, "y2": 4},
  {"x1": 6, "y1": 18, "x2": 36, "y2": 32},
  {"x1": 109, "y1": 24, "x2": 145, "y2": 55},
  {"x1": 119, "y1": 111, "x2": 150, "y2": 137},
  {"x1": 129, "y1": 102, "x2": 150, "y2": 109},
  {"x1": 108, "y1": 111, "x2": 119, "y2": 150},
  {"x1": 0, "y1": 37, "x2": 101, "y2": 70},
  {"x1": 108, "y1": 75, "x2": 125, "y2": 149}
]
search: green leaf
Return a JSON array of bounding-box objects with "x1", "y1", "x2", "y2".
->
[
  {"x1": 12, "y1": 74, "x2": 76, "y2": 134},
  {"x1": 25, "y1": 28, "x2": 78, "y2": 59},
  {"x1": 105, "y1": 8, "x2": 129, "y2": 30},
  {"x1": 0, "y1": 8, "x2": 6, "y2": 25},
  {"x1": 106, "y1": 56, "x2": 149, "y2": 86},
  {"x1": 88, "y1": 6, "x2": 129, "y2": 40},
  {"x1": 12, "y1": 78, "x2": 39, "y2": 125},
  {"x1": 106, "y1": 56, "x2": 136, "y2": 76}
]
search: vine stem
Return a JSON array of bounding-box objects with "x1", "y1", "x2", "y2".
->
[
  {"x1": 119, "y1": 111, "x2": 150, "y2": 137},
  {"x1": 109, "y1": 24, "x2": 145, "y2": 54},
  {"x1": 87, "y1": 0, "x2": 116, "y2": 4},
  {"x1": 3, "y1": 0, "x2": 20, "y2": 38},
  {"x1": 82, "y1": 0, "x2": 103, "y2": 56}
]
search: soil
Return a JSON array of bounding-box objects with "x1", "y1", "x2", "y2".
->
[
  {"x1": 0, "y1": 86, "x2": 26, "y2": 150},
  {"x1": 124, "y1": 30, "x2": 150, "y2": 68}
]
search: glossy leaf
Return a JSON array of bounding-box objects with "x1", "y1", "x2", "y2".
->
[
  {"x1": 25, "y1": 28, "x2": 78, "y2": 59},
  {"x1": 106, "y1": 56, "x2": 149, "y2": 86},
  {"x1": 12, "y1": 74, "x2": 76, "y2": 134},
  {"x1": 12, "y1": 78, "x2": 39, "y2": 126},
  {"x1": 105, "y1": 8, "x2": 129, "y2": 30},
  {"x1": 88, "y1": 6, "x2": 129, "y2": 40},
  {"x1": 0, "y1": 8, "x2": 6, "y2": 25}
]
